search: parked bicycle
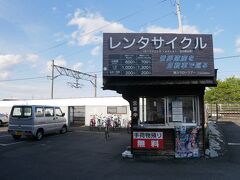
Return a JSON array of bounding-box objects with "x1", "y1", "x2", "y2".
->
[
  {"x1": 104, "y1": 117, "x2": 111, "y2": 140},
  {"x1": 113, "y1": 115, "x2": 121, "y2": 130},
  {"x1": 90, "y1": 115, "x2": 96, "y2": 130},
  {"x1": 96, "y1": 114, "x2": 104, "y2": 131}
]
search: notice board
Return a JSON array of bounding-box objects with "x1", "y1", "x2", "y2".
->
[{"x1": 103, "y1": 33, "x2": 214, "y2": 77}]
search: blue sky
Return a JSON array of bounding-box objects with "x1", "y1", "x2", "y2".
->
[{"x1": 0, "y1": 0, "x2": 239, "y2": 99}]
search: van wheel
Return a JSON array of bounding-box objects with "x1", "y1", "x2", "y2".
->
[
  {"x1": 35, "y1": 130, "x2": 43, "y2": 140},
  {"x1": 12, "y1": 135, "x2": 21, "y2": 140},
  {"x1": 60, "y1": 125, "x2": 67, "y2": 134}
]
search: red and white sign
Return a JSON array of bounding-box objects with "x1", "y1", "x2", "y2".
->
[{"x1": 133, "y1": 131, "x2": 164, "y2": 149}]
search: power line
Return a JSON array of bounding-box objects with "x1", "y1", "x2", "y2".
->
[
  {"x1": 0, "y1": 76, "x2": 48, "y2": 82},
  {"x1": 215, "y1": 55, "x2": 240, "y2": 60},
  {"x1": 35, "y1": 0, "x2": 168, "y2": 54},
  {"x1": 63, "y1": 11, "x2": 174, "y2": 60},
  {"x1": 137, "y1": 12, "x2": 175, "y2": 29}
]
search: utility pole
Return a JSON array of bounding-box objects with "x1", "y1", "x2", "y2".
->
[
  {"x1": 176, "y1": 0, "x2": 183, "y2": 33},
  {"x1": 94, "y1": 74, "x2": 97, "y2": 97},
  {"x1": 51, "y1": 60, "x2": 54, "y2": 99}
]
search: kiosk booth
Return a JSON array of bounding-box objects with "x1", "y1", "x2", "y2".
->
[{"x1": 103, "y1": 33, "x2": 217, "y2": 158}]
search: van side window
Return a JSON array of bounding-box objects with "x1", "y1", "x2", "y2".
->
[
  {"x1": 44, "y1": 107, "x2": 54, "y2": 117},
  {"x1": 35, "y1": 107, "x2": 44, "y2": 117},
  {"x1": 55, "y1": 107, "x2": 63, "y2": 117},
  {"x1": 12, "y1": 107, "x2": 22, "y2": 116},
  {"x1": 24, "y1": 107, "x2": 32, "y2": 116}
]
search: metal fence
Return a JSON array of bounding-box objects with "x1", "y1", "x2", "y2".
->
[{"x1": 206, "y1": 103, "x2": 240, "y2": 120}]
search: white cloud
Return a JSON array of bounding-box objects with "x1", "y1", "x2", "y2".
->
[
  {"x1": 145, "y1": 25, "x2": 200, "y2": 34},
  {"x1": 195, "y1": 3, "x2": 201, "y2": 10},
  {"x1": 214, "y1": 48, "x2": 224, "y2": 54},
  {"x1": 72, "y1": 62, "x2": 83, "y2": 71},
  {"x1": 53, "y1": 32, "x2": 70, "y2": 43},
  {"x1": 236, "y1": 37, "x2": 240, "y2": 53},
  {"x1": 213, "y1": 28, "x2": 224, "y2": 36},
  {"x1": 91, "y1": 46, "x2": 101, "y2": 56},
  {"x1": 46, "y1": 56, "x2": 67, "y2": 72},
  {"x1": 0, "y1": 72, "x2": 10, "y2": 79},
  {"x1": 0, "y1": 82, "x2": 49, "y2": 98},
  {"x1": 68, "y1": 9, "x2": 132, "y2": 46},
  {"x1": 0, "y1": 54, "x2": 22, "y2": 79},
  {"x1": 52, "y1": 7, "x2": 57, "y2": 12},
  {"x1": 26, "y1": 53, "x2": 39, "y2": 63},
  {"x1": 0, "y1": 54, "x2": 22, "y2": 70}
]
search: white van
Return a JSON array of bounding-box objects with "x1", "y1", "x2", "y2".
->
[
  {"x1": 8, "y1": 105, "x2": 67, "y2": 140},
  {"x1": 0, "y1": 113, "x2": 9, "y2": 126}
]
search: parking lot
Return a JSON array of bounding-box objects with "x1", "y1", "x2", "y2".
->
[{"x1": 0, "y1": 123, "x2": 240, "y2": 180}]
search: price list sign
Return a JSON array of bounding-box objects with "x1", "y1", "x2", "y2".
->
[
  {"x1": 103, "y1": 33, "x2": 214, "y2": 77},
  {"x1": 108, "y1": 54, "x2": 152, "y2": 76}
]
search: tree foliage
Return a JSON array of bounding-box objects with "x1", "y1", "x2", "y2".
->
[{"x1": 205, "y1": 77, "x2": 240, "y2": 103}]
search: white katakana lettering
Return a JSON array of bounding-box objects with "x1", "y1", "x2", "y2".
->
[
  {"x1": 181, "y1": 37, "x2": 192, "y2": 49},
  {"x1": 138, "y1": 36, "x2": 149, "y2": 49},
  {"x1": 123, "y1": 37, "x2": 135, "y2": 49},
  {"x1": 109, "y1": 37, "x2": 121, "y2": 49},
  {"x1": 151, "y1": 36, "x2": 164, "y2": 49},
  {"x1": 194, "y1": 37, "x2": 207, "y2": 49},
  {"x1": 166, "y1": 37, "x2": 177, "y2": 49}
]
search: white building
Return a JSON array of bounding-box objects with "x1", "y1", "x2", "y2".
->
[{"x1": 0, "y1": 97, "x2": 131, "y2": 127}]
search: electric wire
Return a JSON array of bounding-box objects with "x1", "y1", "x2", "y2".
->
[
  {"x1": 35, "y1": 0, "x2": 168, "y2": 54},
  {"x1": 215, "y1": 55, "x2": 240, "y2": 60},
  {"x1": 0, "y1": 76, "x2": 48, "y2": 82},
  {"x1": 63, "y1": 11, "x2": 174, "y2": 60},
  {"x1": 2, "y1": 53, "x2": 239, "y2": 82}
]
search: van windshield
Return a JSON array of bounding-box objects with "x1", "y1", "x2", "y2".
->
[{"x1": 12, "y1": 106, "x2": 32, "y2": 118}]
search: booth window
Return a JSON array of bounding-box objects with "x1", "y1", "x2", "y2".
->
[
  {"x1": 146, "y1": 98, "x2": 165, "y2": 124},
  {"x1": 167, "y1": 96, "x2": 198, "y2": 124},
  {"x1": 107, "y1": 106, "x2": 127, "y2": 114},
  {"x1": 139, "y1": 96, "x2": 199, "y2": 126}
]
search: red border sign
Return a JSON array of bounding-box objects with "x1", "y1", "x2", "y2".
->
[{"x1": 133, "y1": 131, "x2": 164, "y2": 149}]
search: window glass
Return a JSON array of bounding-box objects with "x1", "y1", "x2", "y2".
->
[
  {"x1": 168, "y1": 96, "x2": 196, "y2": 124},
  {"x1": 55, "y1": 107, "x2": 63, "y2": 117},
  {"x1": 24, "y1": 107, "x2": 32, "y2": 116},
  {"x1": 146, "y1": 98, "x2": 165, "y2": 124},
  {"x1": 107, "y1": 106, "x2": 127, "y2": 114},
  {"x1": 35, "y1": 107, "x2": 44, "y2": 117},
  {"x1": 11, "y1": 106, "x2": 32, "y2": 117},
  {"x1": 12, "y1": 107, "x2": 22, "y2": 117},
  {"x1": 117, "y1": 106, "x2": 127, "y2": 114},
  {"x1": 44, "y1": 107, "x2": 54, "y2": 117},
  {"x1": 107, "y1": 106, "x2": 117, "y2": 114}
]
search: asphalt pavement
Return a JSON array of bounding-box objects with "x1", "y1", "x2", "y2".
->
[{"x1": 0, "y1": 122, "x2": 239, "y2": 180}]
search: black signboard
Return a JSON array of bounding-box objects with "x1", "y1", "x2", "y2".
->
[{"x1": 103, "y1": 33, "x2": 214, "y2": 77}]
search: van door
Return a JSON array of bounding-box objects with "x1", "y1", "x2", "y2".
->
[
  {"x1": 54, "y1": 107, "x2": 65, "y2": 130},
  {"x1": 34, "y1": 106, "x2": 46, "y2": 132},
  {"x1": 44, "y1": 107, "x2": 55, "y2": 133},
  {"x1": 9, "y1": 106, "x2": 33, "y2": 134}
]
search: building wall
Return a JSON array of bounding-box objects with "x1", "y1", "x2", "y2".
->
[
  {"x1": 0, "y1": 97, "x2": 131, "y2": 126},
  {"x1": 85, "y1": 105, "x2": 131, "y2": 126}
]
